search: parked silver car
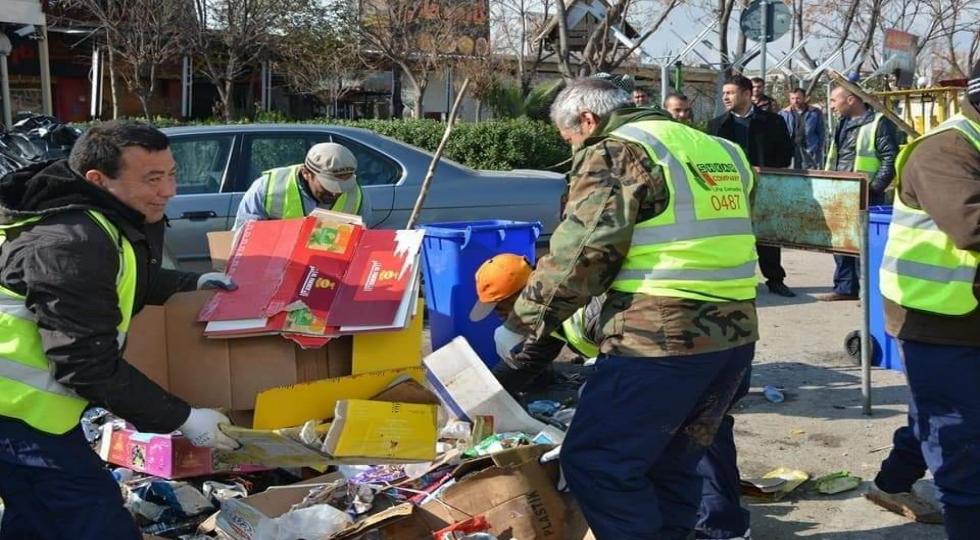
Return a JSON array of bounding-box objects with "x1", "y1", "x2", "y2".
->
[{"x1": 162, "y1": 124, "x2": 568, "y2": 269}]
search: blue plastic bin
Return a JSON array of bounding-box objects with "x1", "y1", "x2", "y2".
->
[
  {"x1": 419, "y1": 220, "x2": 542, "y2": 367},
  {"x1": 868, "y1": 206, "x2": 903, "y2": 371}
]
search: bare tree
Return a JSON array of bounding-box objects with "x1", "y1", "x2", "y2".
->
[
  {"x1": 358, "y1": 0, "x2": 477, "y2": 119},
  {"x1": 274, "y1": 2, "x2": 364, "y2": 117},
  {"x1": 491, "y1": 0, "x2": 555, "y2": 96},
  {"x1": 59, "y1": 0, "x2": 187, "y2": 118},
  {"x1": 184, "y1": 0, "x2": 318, "y2": 121}
]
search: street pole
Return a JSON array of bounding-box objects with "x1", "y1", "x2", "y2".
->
[
  {"x1": 38, "y1": 25, "x2": 53, "y2": 116},
  {"x1": 1, "y1": 55, "x2": 11, "y2": 128},
  {"x1": 760, "y1": 0, "x2": 768, "y2": 82},
  {"x1": 661, "y1": 63, "x2": 669, "y2": 106},
  {"x1": 861, "y1": 209, "x2": 872, "y2": 415}
]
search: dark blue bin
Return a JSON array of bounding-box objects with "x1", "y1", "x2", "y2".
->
[
  {"x1": 868, "y1": 206, "x2": 903, "y2": 371},
  {"x1": 419, "y1": 220, "x2": 542, "y2": 367}
]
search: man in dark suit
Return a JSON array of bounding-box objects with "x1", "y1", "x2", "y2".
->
[{"x1": 709, "y1": 74, "x2": 796, "y2": 297}]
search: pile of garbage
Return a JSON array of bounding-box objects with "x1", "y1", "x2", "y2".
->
[
  {"x1": 86, "y1": 337, "x2": 588, "y2": 540},
  {"x1": 0, "y1": 114, "x2": 81, "y2": 176}
]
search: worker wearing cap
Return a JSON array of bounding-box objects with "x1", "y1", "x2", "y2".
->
[
  {"x1": 468, "y1": 254, "x2": 602, "y2": 394},
  {"x1": 869, "y1": 61, "x2": 980, "y2": 540},
  {"x1": 233, "y1": 142, "x2": 365, "y2": 230}
]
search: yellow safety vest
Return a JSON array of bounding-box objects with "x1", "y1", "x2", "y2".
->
[
  {"x1": 553, "y1": 308, "x2": 600, "y2": 358},
  {"x1": 607, "y1": 121, "x2": 759, "y2": 302},
  {"x1": 0, "y1": 210, "x2": 137, "y2": 434},
  {"x1": 262, "y1": 164, "x2": 363, "y2": 219},
  {"x1": 879, "y1": 114, "x2": 980, "y2": 316},
  {"x1": 826, "y1": 113, "x2": 885, "y2": 176}
]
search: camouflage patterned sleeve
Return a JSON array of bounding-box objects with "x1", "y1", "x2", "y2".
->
[{"x1": 504, "y1": 139, "x2": 661, "y2": 341}]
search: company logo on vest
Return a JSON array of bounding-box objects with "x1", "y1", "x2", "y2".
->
[{"x1": 686, "y1": 161, "x2": 741, "y2": 190}]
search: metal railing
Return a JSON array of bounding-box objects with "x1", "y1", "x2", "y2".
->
[{"x1": 872, "y1": 87, "x2": 967, "y2": 134}]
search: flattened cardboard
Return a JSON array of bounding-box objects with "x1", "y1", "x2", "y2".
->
[
  {"x1": 125, "y1": 291, "x2": 352, "y2": 411},
  {"x1": 351, "y1": 298, "x2": 424, "y2": 374},
  {"x1": 252, "y1": 368, "x2": 426, "y2": 430},
  {"x1": 371, "y1": 378, "x2": 440, "y2": 405}
]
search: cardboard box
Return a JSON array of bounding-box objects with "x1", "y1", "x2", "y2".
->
[
  {"x1": 325, "y1": 446, "x2": 569, "y2": 539},
  {"x1": 98, "y1": 425, "x2": 265, "y2": 480},
  {"x1": 415, "y1": 445, "x2": 568, "y2": 539},
  {"x1": 216, "y1": 473, "x2": 432, "y2": 540},
  {"x1": 207, "y1": 230, "x2": 236, "y2": 271},
  {"x1": 126, "y1": 291, "x2": 353, "y2": 411}
]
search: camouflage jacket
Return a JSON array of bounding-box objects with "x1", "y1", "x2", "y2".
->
[{"x1": 504, "y1": 107, "x2": 760, "y2": 358}]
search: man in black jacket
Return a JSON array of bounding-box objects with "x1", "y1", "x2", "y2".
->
[
  {"x1": 709, "y1": 75, "x2": 796, "y2": 297},
  {"x1": 0, "y1": 121, "x2": 236, "y2": 539},
  {"x1": 817, "y1": 86, "x2": 899, "y2": 301}
]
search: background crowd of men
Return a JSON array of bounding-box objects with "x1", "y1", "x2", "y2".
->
[{"x1": 625, "y1": 74, "x2": 901, "y2": 300}]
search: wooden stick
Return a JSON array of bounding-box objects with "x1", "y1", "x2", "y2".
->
[
  {"x1": 826, "y1": 69, "x2": 920, "y2": 138},
  {"x1": 406, "y1": 77, "x2": 472, "y2": 230}
]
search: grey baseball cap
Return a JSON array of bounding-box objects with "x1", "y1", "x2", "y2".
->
[{"x1": 304, "y1": 142, "x2": 358, "y2": 194}]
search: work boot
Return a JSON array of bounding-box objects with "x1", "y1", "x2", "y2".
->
[
  {"x1": 766, "y1": 281, "x2": 796, "y2": 297},
  {"x1": 864, "y1": 485, "x2": 944, "y2": 524},
  {"x1": 815, "y1": 292, "x2": 859, "y2": 302}
]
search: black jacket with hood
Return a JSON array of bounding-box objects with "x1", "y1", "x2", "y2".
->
[
  {"x1": 828, "y1": 109, "x2": 900, "y2": 200},
  {"x1": 0, "y1": 160, "x2": 198, "y2": 433}
]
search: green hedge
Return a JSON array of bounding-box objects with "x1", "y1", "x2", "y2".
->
[
  {"x1": 334, "y1": 119, "x2": 570, "y2": 171},
  {"x1": 79, "y1": 116, "x2": 571, "y2": 172}
]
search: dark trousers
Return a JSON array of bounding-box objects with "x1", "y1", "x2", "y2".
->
[
  {"x1": 695, "y1": 367, "x2": 752, "y2": 539},
  {"x1": 832, "y1": 255, "x2": 860, "y2": 296},
  {"x1": 0, "y1": 419, "x2": 140, "y2": 540},
  {"x1": 874, "y1": 340, "x2": 980, "y2": 540},
  {"x1": 562, "y1": 344, "x2": 754, "y2": 540},
  {"x1": 757, "y1": 245, "x2": 785, "y2": 284}
]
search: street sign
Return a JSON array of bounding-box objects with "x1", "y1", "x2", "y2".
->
[
  {"x1": 883, "y1": 29, "x2": 919, "y2": 88},
  {"x1": 740, "y1": 0, "x2": 791, "y2": 43}
]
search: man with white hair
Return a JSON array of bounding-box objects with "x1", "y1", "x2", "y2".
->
[
  {"x1": 494, "y1": 78, "x2": 760, "y2": 539},
  {"x1": 233, "y1": 142, "x2": 365, "y2": 229}
]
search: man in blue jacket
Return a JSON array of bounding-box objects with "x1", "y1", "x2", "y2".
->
[{"x1": 779, "y1": 88, "x2": 825, "y2": 169}]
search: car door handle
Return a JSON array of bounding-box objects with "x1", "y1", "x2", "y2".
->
[{"x1": 181, "y1": 211, "x2": 217, "y2": 221}]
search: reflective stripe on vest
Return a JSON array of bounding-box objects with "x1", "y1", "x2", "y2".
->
[
  {"x1": 607, "y1": 121, "x2": 758, "y2": 302},
  {"x1": 879, "y1": 114, "x2": 980, "y2": 316},
  {"x1": 558, "y1": 308, "x2": 599, "y2": 358},
  {"x1": 263, "y1": 165, "x2": 363, "y2": 219},
  {"x1": 0, "y1": 210, "x2": 137, "y2": 434},
  {"x1": 825, "y1": 113, "x2": 884, "y2": 176}
]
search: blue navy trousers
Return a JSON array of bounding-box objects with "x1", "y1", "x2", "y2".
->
[
  {"x1": 561, "y1": 344, "x2": 754, "y2": 540},
  {"x1": 832, "y1": 255, "x2": 860, "y2": 296},
  {"x1": 0, "y1": 418, "x2": 140, "y2": 540},
  {"x1": 695, "y1": 366, "x2": 752, "y2": 539},
  {"x1": 874, "y1": 340, "x2": 980, "y2": 540}
]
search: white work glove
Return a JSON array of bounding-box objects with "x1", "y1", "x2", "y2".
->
[
  {"x1": 179, "y1": 408, "x2": 240, "y2": 451},
  {"x1": 197, "y1": 272, "x2": 237, "y2": 291},
  {"x1": 494, "y1": 325, "x2": 525, "y2": 361}
]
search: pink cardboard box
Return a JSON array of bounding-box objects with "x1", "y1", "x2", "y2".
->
[{"x1": 99, "y1": 425, "x2": 265, "y2": 480}]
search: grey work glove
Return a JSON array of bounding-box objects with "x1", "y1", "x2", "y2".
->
[{"x1": 197, "y1": 272, "x2": 237, "y2": 291}]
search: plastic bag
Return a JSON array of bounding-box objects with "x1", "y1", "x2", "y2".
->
[{"x1": 257, "y1": 504, "x2": 353, "y2": 540}]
